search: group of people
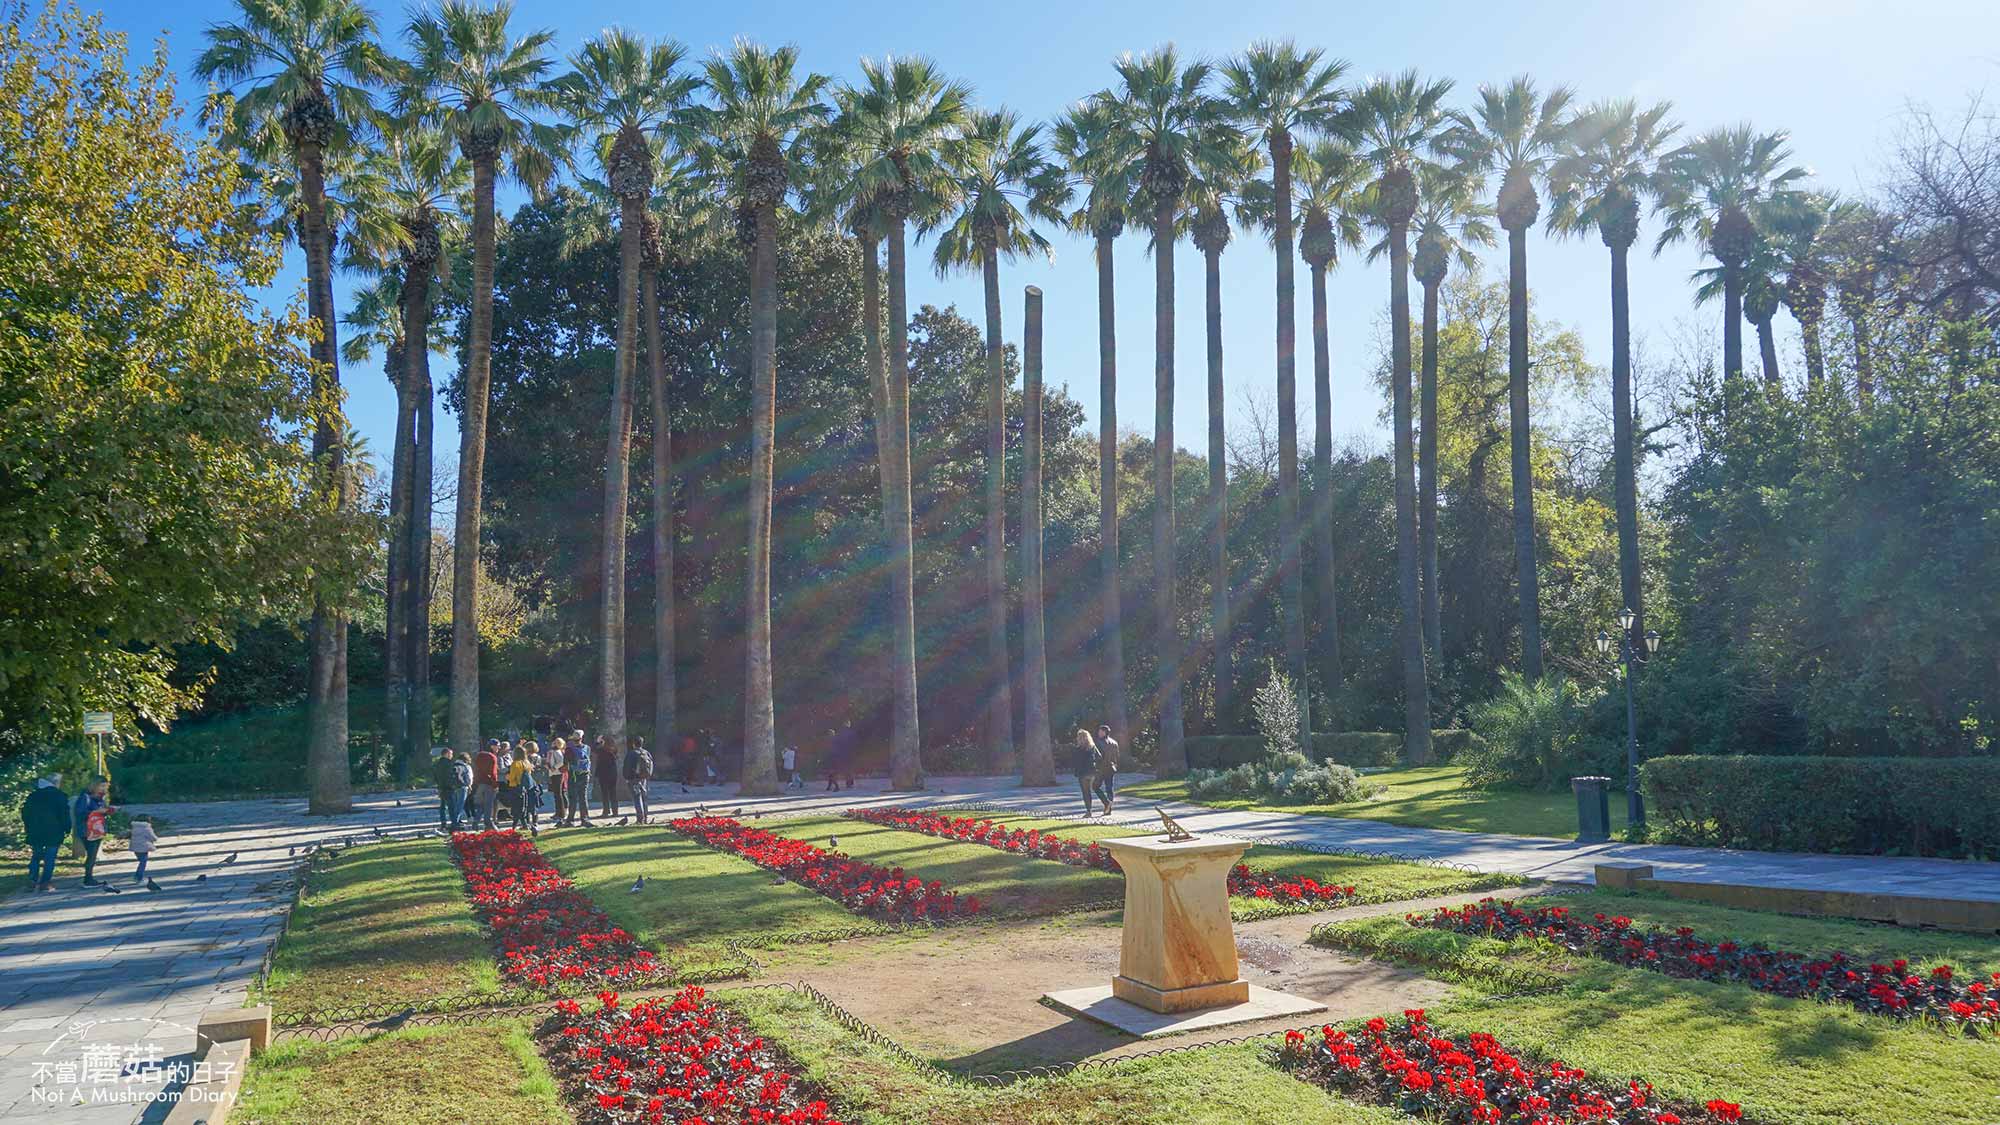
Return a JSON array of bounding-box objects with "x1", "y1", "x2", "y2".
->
[
  {"x1": 16, "y1": 774, "x2": 159, "y2": 891},
  {"x1": 1071, "y1": 725, "x2": 1121, "y2": 816},
  {"x1": 431, "y1": 729, "x2": 676, "y2": 834}
]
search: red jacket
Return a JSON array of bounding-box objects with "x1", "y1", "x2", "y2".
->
[{"x1": 472, "y1": 750, "x2": 499, "y2": 785}]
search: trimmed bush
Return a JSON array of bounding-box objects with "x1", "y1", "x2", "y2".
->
[
  {"x1": 1642, "y1": 755, "x2": 2000, "y2": 858},
  {"x1": 1184, "y1": 731, "x2": 1478, "y2": 772},
  {"x1": 1185, "y1": 755, "x2": 1380, "y2": 806}
]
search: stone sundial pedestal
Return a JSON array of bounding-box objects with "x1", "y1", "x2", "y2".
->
[{"x1": 1042, "y1": 829, "x2": 1327, "y2": 1037}]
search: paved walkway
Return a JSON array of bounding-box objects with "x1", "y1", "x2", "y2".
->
[{"x1": 5, "y1": 773, "x2": 1998, "y2": 1121}]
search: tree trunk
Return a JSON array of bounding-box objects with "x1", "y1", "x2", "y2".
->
[
  {"x1": 1755, "y1": 315, "x2": 1780, "y2": 386},
  {"x1": 644, "y1": 269, "x2": 676, "y2": 757},
  {"x1": 1609, "y1": 241, "x2": 1644, "y2": 646},
  {"x1": 1506, "y1": 225, "x2": 1543, "y2": 682},
  {"x1": 1800, "y1": 315, "x2": 1825, "y2": 388},
  {"x1": 740, "y1": 200, "x2": 780, "y2": 796},
  {"x1": 384, "y1": 328, "x2": 411, "y2": 783},
  {"x1": 407, "y1": 312, "x2": 434, "y2": 762},
  {"x1": 1722, "y1": 267, "x2": 1745, "y2": 386},
  {"x1": 298, "y1": 141, "x2": 351, "y2": 813},
  {"x1": 1851, "y1": 304, "x2": 1874, "y2": 402},
  {"x1": 1273, "y1": 136, "x2": 1307, "y2": 729},
  {"x1": 885, "y1": 219, "x2": 922, "y2": 788},
  {"x1": 1390, "y1": 226, "x2": 1432, "y2": 765},
  {"x1": 1419, "y1": 276, "x2": 1441, "y2": 663},
  {"x1": 600, "y1": 191, "x2": 642, "y2": 744},
  {"x1": 1020, "y1": 286, "x2": 1055, "y2": 785},
  {"x1": 1309, "y1": 261, "x2": 1342, "y2": 716},
  {"x1": 1095, "y1": 232, "x2": 1128, "y2": 753},
  {"x1": 1203, "y1": 244, "x2": 1229, "y2": 733},
  {"x1": 980, "y1": 243, "x2": 1015, "y2": 773},
  {"x1": 451, "y1": 154, "x2": 497, "y2": 759},
  {"x1": 1153, "y1": 199, "x2": 1186, "y2": 776}
]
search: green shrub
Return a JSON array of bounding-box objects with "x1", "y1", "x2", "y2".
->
[
  {"x1": 1184, "y1": 730, "x2": 1478, "y2": 772},
  {"x1": 1465, "y1": 673, "x2": 1615, "y2": 791},
  {"x1": 1268, "y1": 761, "x2": 1374, "y2": 804},
  {"x1": 1642, "y1": 755, "x2": 2000, "y2": 858}
]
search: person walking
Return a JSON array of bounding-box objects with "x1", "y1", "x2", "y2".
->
[
  {"x1": 1070, "y1": 731, "x2": 1102, "y2": 817},
  {"x1": 126, "y1": 815, "x2": 159, "y2": 883},
  {"x1": 677, "y1": 734, "x2": 696, "y2": 793},
  {"x1": 567, "y1": 730, "x2": 595, "y2": 827},
  {"x1": 471, "y1": 743, "x2": 500, "y2": 831},
  {"x1": 433, "y1": 748, "x2": 464, "y2": 831},
  {"x1": 527, "y1": 750, "x2": 549, "y2": 834},
  {"x1": 547, "y1": 738, "x2": 570, "y2": 827},
  {"x1": 72, "y1": 777, "x2": 111, "y2": 886},
  {"x1": 1092, "y1": 724, "x2": 1120, "y2": 816},
  {"x1": 20, "y1": 776, "x2": 67, "y2": 893},
  {"x1": 593, "y1": 734, "x2": 621, "y2": 820},
  {"x1": 622, "y1": 736, "x2": 654, "y2": 824}
]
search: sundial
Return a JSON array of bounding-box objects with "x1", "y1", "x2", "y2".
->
[{"x1": 1154, "y1": 806, "x2": 1194, "y2": 842}]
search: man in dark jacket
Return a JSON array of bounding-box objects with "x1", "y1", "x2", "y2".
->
[
  {"x1": 592, "y1": 735, "x2": 621, "y2": 819},
  {"x1": 622, "y1": 737, "x2": 654, "y2": 824},
  {"x1": 432, "y1": 749, "x2": 465, "y2": 831},
  {"x1": 20, "y1": 777, "x2": 68, "y2": 892},
  {"x1": 566, "y1": 729, "x2": 594, "y2": 827},
  {"x1": 471, "y1": 743, "x2": 500, "y2": 831}
]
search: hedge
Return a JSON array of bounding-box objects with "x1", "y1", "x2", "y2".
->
[
  {"x1": 1185, "y1": 730, "x2": 1480, "y2": 772},
  {"x1": 1642, "y1": 754, "x2": 2000, "y2": 858}
]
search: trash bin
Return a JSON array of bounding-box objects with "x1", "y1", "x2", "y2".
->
[{"x1": 1571, "y1": 776, "x2": 1611, "y2": 844}]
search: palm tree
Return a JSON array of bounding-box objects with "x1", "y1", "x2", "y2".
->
[
  {"x1": 1445, "y1": 76, "x2": 1573, "y2": 683},
  {"x1": 1401, "y1": 164, "x2": 1492, "y2": 661},
  {"x1": 687, "y1": 41, "x2": 830, "y2": 796},
  {"x1": 1291, "y1": 141, "x2": 1367, "y2": 711},
  {"x1": 1220, "y1": 41, "x2": 1345, "y2": 731},
  {"x1": 1020, "y1": 283, "x2": 1052, "y2": 792},
  {"x1": 197, "y1": 0, "x2": 388, "y2": 814},
  {"x1": 931, "y1": 107, "x2": 1065, "y2": 783},
  {"x1": 1050, "y1": 100, "x2": 1133, "y2": 753},
  {"x1": 1101, "y1": 46, "x2": 1240, "y2": 778},
  {"x1": 341, "y1": 126, "x2": 465, "y2": 779},
  {"x1": 1656, "y1": 125, "x2": 1810, "y2": 392},
  {"x1": 1775, "y1": 193, "x2": 1832, "y2": 388},
  {"x1": 549, "y1": 29, "x2": 698, "y2": 747},
  {"x1": 1350, "y1": 71, "x2": 1452, "y2": 765},
  {"x1": 400, "y1": 0, "x2": 559, "y2": 759},
  {"x1": 1821, "y1": 198, "x2": 1894, "y2": 400},
  {"x1": 834, "y1": 56, "x2": 969, "y2": 787},
  {"x1": 1742, "y1": 258, "x2": 1785, "y2": 385},
  {"x1": 1548, "y1": 98, "x2": 1678, "y2": 647}
]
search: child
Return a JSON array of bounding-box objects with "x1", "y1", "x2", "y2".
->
[
  {"x1": 127, "y1": 815, "x2": 159, "y2": 883},
  {"x1": 783, "y1": 745, "x2": 803, "y2": 790}
]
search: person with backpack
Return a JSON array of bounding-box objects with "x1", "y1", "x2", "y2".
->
[
  {"x1": 1070, "y1": 731, "x2": 1102, "y2": 817},
  {"x1": 20, "y1": 776, "x2": 68, "y2": 893},
  {"x1": 622, "y1": 736, "x2": 654, "y2": 824},
  {"x1": 432, "y1": 748, "x2": 466, "y2": 831},
  {"x1": 72, "y1": 776, "x2": 111, "y2": 886},
  {"x1": 471, "y1": 743, "x2": 500, "y2": 831},
  {"x1": 566, "y1": 729, "x2": 594, "y2": 827},
  {"x1": 1093, "y1": 724, "x2": 1121, "y2": 816},
  {"x1": 592, "y1": 734, "x2": 621, "y2": 819}
]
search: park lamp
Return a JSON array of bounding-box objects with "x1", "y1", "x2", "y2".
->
[
  {"x1": 1644, "y1": 629, "x2": 1662, "y2": 656},
  {"x1": 1616, "y1": 607, "x2": 1636, "y2": 633},
  {"x1": 1595, "y1": 629, "x2": 1612, "y2": 658}
]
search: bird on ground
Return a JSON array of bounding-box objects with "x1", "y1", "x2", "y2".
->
[
  {"x1": 287, "y1": 846, "x2": 294, "y2": 857},
  {"x1": 615, "y1": 817, "x2": 629, "y2": 827},
  {"x1": 194, "y1": 873, "x2": 208, "y2": 883},
  {"x1": 368, "y1": 1007, "x2": 415, "y2": 1031},
  {"x1": 394, "y1": 800, "x2": 402, "y2": 808},
  {"x1": 102, "y1": 883, "x2": 120, "y2": 894},
  {"x1": 146, "y1": 879, "x2": 163, "y2": 892},
  {"x1": 220, "y1": 852, "x2": 237, "y2": 865},
  {"x1": 628, "y1": 876, "x2": 646, "y2": 893},
  {"x1": 372, "y1": 826, "x2": 385, "y2": 838},
  {"x1": 827, "y1": 836, "x2": 838, "y2": 849},
  {"x1": 731, "y1": 808, "x2": 743, "y2": 818}
]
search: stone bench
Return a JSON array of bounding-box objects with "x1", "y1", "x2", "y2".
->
[{"x1": 1593, "y1": 863, "x2": 2000, "y2": 933}]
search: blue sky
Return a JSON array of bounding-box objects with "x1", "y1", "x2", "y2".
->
[{"x1": 101, "y1": 0, "x2": 2000, "y2": 477}]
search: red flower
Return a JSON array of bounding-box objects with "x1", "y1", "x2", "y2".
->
[{"x1": 667, "y1": 817, "x2": 981, "y2": 924}]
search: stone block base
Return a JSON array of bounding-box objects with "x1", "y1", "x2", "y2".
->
[
  {"x1": 197, "y1": 1005, "x2": 271, "y2": 1054},
  {"x1": 1111, "y1": 974, "x2": 1249, "y2": 1014},
  {"x1": 1044, "y1": 983, "x2": 1325, "y2": 1038}
]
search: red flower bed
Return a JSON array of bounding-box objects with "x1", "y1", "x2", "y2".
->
[
  {"x1": 667, "y1": 816, "x2": 981, "y2": 922},
  {"x1": 1279, "y1": 1009, "x2": 1745, "y2": 1125},
  {"x1": 539, "y1": 987, "x2": 842, "y2": 1125},
  {"x1": 845, "y1": 806, "x2": 1359, "y2": 908},
  {"x1": 1413, "y1": 898, "x2": 2000, "y2": 1037},
  {"x1": 451, "y1": 829, "x2": 660, "y2": 989}
]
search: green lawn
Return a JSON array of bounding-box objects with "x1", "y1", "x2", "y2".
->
[
  {"x1": 239, "y1": 1019, "x2": 567, "y2": 1125},
  {"x1": 1316, "y1": 899, "x2": 2000, "y2": 1125},
  {"x1": 259, "y1": 838, "x2": 501, "y2": 1018},
  {"x1": 1124, "y1": 765, "x2": 1627, "y2": 840}
]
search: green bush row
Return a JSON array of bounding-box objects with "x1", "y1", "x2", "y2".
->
[
  {"x1": 1641, "y1": 755, "x2": 2000, "y2": 859},
  {"x1": 1184, "y1": 730, "x2": 1480, "y2": 772}
]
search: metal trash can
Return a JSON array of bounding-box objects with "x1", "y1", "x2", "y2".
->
[{"x1": 1571, "y1": 776, "x2": 1612, "y2": 844}]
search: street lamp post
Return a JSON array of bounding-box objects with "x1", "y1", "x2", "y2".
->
[{"x1": 1596, "y1": 609, "x2": 1661, "y2": 830}]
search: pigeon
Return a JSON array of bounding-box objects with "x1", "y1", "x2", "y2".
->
[
  {"x1": 194, "y1": 873, "x2": 208, "y2": 884},
  {"x1": 372, "y1": 826, "x2": 385, "y2": 838},
  {"x1": 368, "y1": 1007, "x2": 414, "y2": 1031},
  {"x1": 827, "y1": 835, "x2": 838, "y2": 849},
  {"x1": 146, "y1": 879, "x2": 162, "y2": 893},
  {"x1": 732, "y1": 807, "x2": 743, "y2": 817},
  {"x1": 627, "y1": 876, "x2": 646, "y2": 893},
  {"x1": 288, "y1": 846, "x2": 295, "y2": 857},
  {"x1": 220, "y1": 852, "x2": 238, "y2": 865},
  {"x1": 102, "y1": 883, "x2": 121, "y2": 894},
  {"x1": 615, "y1": 817, "x2": 629, "y2": 827},
  {"x1": 394, "y1": 800, "x2": 402, "y2": 808}
]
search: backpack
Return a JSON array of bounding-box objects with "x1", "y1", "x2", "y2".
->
[
  {"x1": 629, "y1": 748, "x2": 654, "y2": 779},
  {"x1": 452, "y1": 760, "x2": 473, "y2": 789}
]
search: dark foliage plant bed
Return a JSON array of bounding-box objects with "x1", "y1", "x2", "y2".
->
[
  {"x1": 667, "y1": 816, "x2": 983, "y2": 922},
  {"x1": 539, "y1": 987, "x2": 843, "y2": 1124},
  {"x1": 1412, "y1": 898, "x2": 2000, "y2": 1036},
  {"x1": 1276, "y1": 1010, "x2": 1746, "y2": 1125},
  {"x1": 844, "y1": 806, "x2": 1361, "y2": 907},
  {"x1": 453, "y1": 830, "x2": 662, "y2": 989}
]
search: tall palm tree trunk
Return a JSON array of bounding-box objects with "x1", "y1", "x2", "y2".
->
[
  {"x1": 385, "y1": 333, "x2": 412, "y2": 782},
  {"x1": 1799, "y1": 313, "x2": 1825, "y2": 388},
  {"x1": 740, "y1": 201, "x2": 780, "y2": 796},
  {"x1": 1272, "y1": 137, "x2": 1307, "y2": 727},
  {"x1": 1755, "y1": 316, "x2": 1780, "y2": 386},
  {"x1": 1390, "y1": 227, "x2": 1432, "y2": 765},
  {"x1": 600, "y1": 193, "x2": 642, "y2": 744},
  {"x1": 407, "y1": 322, "x2": 434, "y2": 761},
  {"x1": 980, "y1": 244, "x2": 1015, "y2": 773},
  {"x1": 1419, "y1": 277, "x2": 1441, "y2": 662},
  {"x1": 1506, "y1": 226, "x2": 1543, "y2": 681},
  {"x1": 1309, "y1": 261, "x2": 1342, "y2": 713},
  {"x1": 1021, "y1": 286, "x2": 1055, "y2": 785},
  {"x1": 1608, "y1": 240, "x2": 1644, "y2": 644},
  {"x1": 1845, "y1": 297, "x2": 1874, "y2": 401},
  {"x1": 299, "y1": 142, "x2": 351, "y2": 813},
  {"x1": 644, "y1": 270, "x2": 676, "y2": 757},
  {"x1": 1153, "y1": 200, "x2": 1187, "y2": 777},
  {"x1": 884, "y1": 220, "x2": 922, "y2": 788},
  {"x1": 1722, "y1": 268, "x2": 1745, "y2": 385},
  {"x1": 1203, "y1": 244, "x2": 1229, "y2": 732},
  {"x1": 451, "y1": 155, "x2": 497, "y2": 758},
  {"x1": 1095, "y1": 232, "x2": 1128, "y2": 750}
]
